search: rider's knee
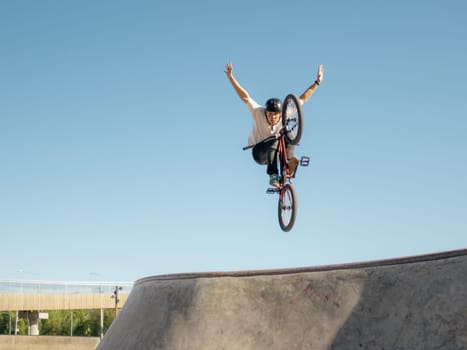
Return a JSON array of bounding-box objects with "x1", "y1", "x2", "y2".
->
[{"x1": 252, "y1": 148, "x2": 267, "y2": 165}]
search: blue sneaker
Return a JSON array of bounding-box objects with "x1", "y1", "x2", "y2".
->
[{"x1": 269, "y1": 174, "x2": 280, "y2": 188}]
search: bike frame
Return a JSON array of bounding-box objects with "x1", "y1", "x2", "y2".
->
[{"x1": 278, "y1": 134, "x2": 292, "y2": 186}]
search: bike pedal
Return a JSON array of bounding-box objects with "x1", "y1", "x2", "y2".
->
[
  {"x1": 300, "y1": 156, "x2": 310, "y2": 166},
  {"x1": 266, "y1": 188, "x2": 279, "y2": 194}
]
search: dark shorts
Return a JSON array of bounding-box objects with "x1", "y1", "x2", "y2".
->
[{"x1": 252, "y1": 139, "x2": 294, "y2": 175}]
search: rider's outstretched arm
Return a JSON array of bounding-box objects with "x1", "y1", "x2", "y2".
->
[
  {"x1": 299, "y1": 64, "x2": 324, "y2": 105},
  {"x1": 225, "y1": 63, "x2": 250, "y2": 103}
]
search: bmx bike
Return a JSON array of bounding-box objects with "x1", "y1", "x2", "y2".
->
[{"x1": 243, "y1": 94, "x2": 310, "y2": 232}]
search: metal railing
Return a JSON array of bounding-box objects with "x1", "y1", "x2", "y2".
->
[{"x1": 0, "y1": 280, "x2": 133, "y2": 294}]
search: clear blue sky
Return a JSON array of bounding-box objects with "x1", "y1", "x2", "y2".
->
[{"x1": 1, "y1": 0, "x2": 466, "y2": 282}]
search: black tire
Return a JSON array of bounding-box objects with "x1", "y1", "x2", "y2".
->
[
  {"x1": 278, "y1": 183, "x2": 297, "y2": 232},
  {"x1": 282, "y1": 94, "x2": 303, "y2": 145}
]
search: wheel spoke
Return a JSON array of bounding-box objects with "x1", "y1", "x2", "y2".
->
[
  {"x1": 278, "y1": 184, "x2": 297, "y2": 232},
  {"x1": 282, "y1": 94, "x2": 303, "y2": 145}
]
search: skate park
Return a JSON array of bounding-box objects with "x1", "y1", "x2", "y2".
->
[
  {"x1": 95, "y1": 248, "x2": 467, "y2": 350},
  {"x1": 3, "y1": 1, "x2": 467, "y2": 350},
  {"x1": 3, "y1": 249, "x2": 466, "y2": 349}
]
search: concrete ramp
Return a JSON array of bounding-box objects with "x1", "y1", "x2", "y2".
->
[{"x1": 97, "y1": 249, "x2": 467, "y2": 350}]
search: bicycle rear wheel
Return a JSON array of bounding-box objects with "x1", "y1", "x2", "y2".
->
[
  {"x1": 278, "y1": 183, "x2": 297, "y2": 232},
  {"x1": 282, "y1": 94, "x2": 303, "y2": 145}
]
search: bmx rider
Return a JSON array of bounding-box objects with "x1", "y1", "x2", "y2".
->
[{"x1": 225, "y1": 63, "x2": 324, "y2": 188}]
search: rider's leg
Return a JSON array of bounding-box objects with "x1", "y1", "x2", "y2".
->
[
  {"x1": 286, "y1": 143, "x2": 299, "y2": 176},
  {"x1": 253, "y1": 139, "x2": 279, "y2": 174},
  {"x1": 286, "y1": 143, "x2": 295, "y2": 160},
  {"x1": 266, "y1": 140, "x2": 280, "y2": 188},
  {"x1": 266, "y1": 140, "x2": 280, "y2": 175},
  {"x1": 252, "y1": 142, "x2": 268, "y2": 165},
  {"x1": 252, "y1": 140, "x2": 280, "y2": 188}
]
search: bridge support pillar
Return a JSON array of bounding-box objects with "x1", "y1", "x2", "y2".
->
[
  {"x1": 18, "y1": 311, "x2": 40, "y2": 335},
  {"x1": 28, "y1": 311, "x2": 39, "y2": 336}
]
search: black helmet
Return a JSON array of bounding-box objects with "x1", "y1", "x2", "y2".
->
[{"x1": 265, "y1": 98, "x2": 282, "y2": 113}]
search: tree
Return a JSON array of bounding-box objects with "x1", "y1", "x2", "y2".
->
[
  {"x1": 1, "y1": 309, "x2": 117, "y2": 336},
  {"x1": 39, "y1": 309, "x2": 117, "y2": 336},
  {"x1": 0, "y1": 312, "x2": 13, "y2": 335}
]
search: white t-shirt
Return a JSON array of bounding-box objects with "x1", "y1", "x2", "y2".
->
[{"x1": 245, "y1": 97, "x2": 282, "y2": 146}]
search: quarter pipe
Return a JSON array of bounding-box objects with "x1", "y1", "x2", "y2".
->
[{"x1": 97, "y1": 249, "x2": 467, "y2": 349}]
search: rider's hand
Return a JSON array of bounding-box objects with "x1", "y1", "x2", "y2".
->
[
  {"x1": 225, "y1": 63, "x2": 233, "y2": 79},
  {"x1": 316, "y1": 64, "x2": 324, "y2": 85}
]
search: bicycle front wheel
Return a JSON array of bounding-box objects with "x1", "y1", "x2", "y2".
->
[
  {"x1": 282, "y1": 94, "x2": 303, "y2": 145},
  {"x1": 278, "y1": 183, "x2": 297, "y2": 232}
]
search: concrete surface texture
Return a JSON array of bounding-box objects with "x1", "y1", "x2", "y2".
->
[
  {"x1": 97, "y1": 249, "x2": 467, "y2": 350},
  {"x1": 0, "y1": 336, "x2": 100, "y2": 350}
]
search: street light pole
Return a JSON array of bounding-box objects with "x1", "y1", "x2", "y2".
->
[
  {"x1": 100, "y1": 308, "x2": 104, "y2": 339},
  {"x1": 15, "y1": 311, "x2": 18, "y2": 335},
  {"x1": 111, "y1": 286, "x2": 123, "y2": 319}
]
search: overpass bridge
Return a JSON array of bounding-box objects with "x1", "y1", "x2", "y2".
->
[
  {"x1": 0, "y1": 280, "x2": 133, "y2": 336},
  {"x1": 0, "y1": 281, "x2": 132, "y2": 311}
]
